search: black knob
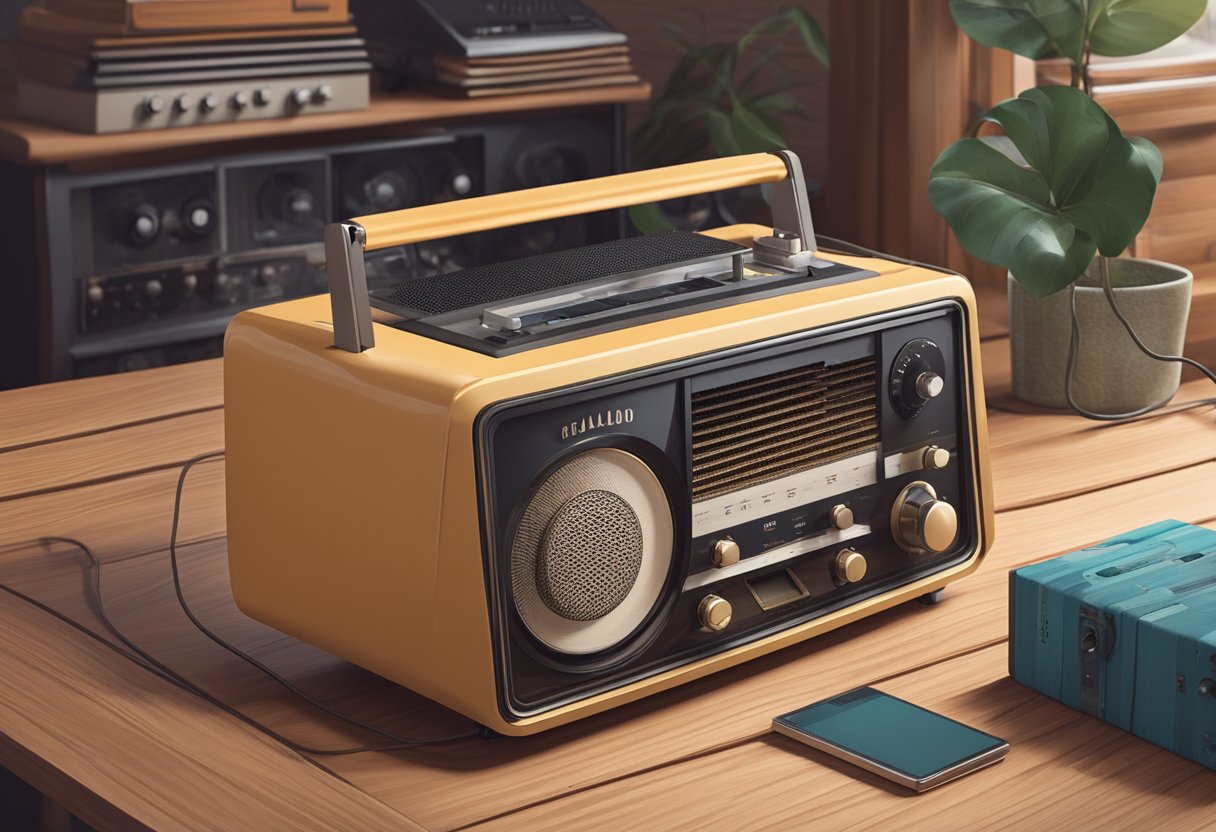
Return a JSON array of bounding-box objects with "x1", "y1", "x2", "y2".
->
[
  {"x1": 283, "y1": 187, "x2": 316, "y2": 223},
  {"x1": 182, "y1": 198, "x2": 216, "y2": 236},
  {"x1": 128, "y1": 204, "x2": 161, "y2": 245},
  {"x1": 889, "y1": 338, "x2": 947, "y2": 419}
]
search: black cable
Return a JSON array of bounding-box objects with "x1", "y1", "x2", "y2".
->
[
  {"x1": 818, "y1": 233, "x2": 1216, "y2": 423},
  {"x1": 0, "y1": 456, "x2": 477, "y2": 755},
  {"x1": 1066, "y1": 256, "x2": 1216, "y2": 421},
  {"x1": 167, "y1": 451, "x2": 477, "y2": 750}
]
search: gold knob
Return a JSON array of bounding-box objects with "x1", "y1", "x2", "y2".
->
[
  {"x1": 830, "y1": 504, "x2": 854, "y2": 530},
  {"x1": 835, "y1": 548, "x2": 867, "y2": 583},
  {"x1": 712, "y1": 538, "x2": 740, "y2": 568},
  {"x1": 891, "y1": 481, "x2": 959, "y2": 555},
  {"x1": 698, "y1": 595, "x2": 732, "y2": 631},
  {"x1": 922, "y1": 445, "x2": 950, "y2": 470}
]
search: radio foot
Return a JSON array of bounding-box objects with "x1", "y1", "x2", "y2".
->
[
  {"x1": 916, "y1": 589, "x2": 944, "y2": 606},
  {"x1": 477, "y1": 725, "x2": 502, "y2": 740}
]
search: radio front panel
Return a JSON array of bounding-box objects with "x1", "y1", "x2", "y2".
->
[{"x1": 478, "y1": 300, "x2": 979, "y2": 718}]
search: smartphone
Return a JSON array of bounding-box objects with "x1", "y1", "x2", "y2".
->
[{"x1": 772, "y1": 686, "x2": 1009, "y2": 792}]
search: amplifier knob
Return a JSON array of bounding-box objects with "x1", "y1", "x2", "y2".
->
[
  {"x1": 230, "y1": 91, "x2": 250, "y2": 111},
  {"x1": 922, "y1": 445, "x2": 950, "y2": 470},
  {"x1": 288, "y1": 88, "x2": 312, "y2": 109},
  {"x1": 140, "y1": 95, "x2": 165, "y2": 117},
  {"x1": 835, "y1": 548, "x2": 868, "y2": 583},
  {"x1": 892, "y1": 481, "x2": 958, "y2": 555},
  {"x1": 711, "y1": 538, "x2": 740, "y2": 568},
  {"x1": 172, "y1": 93, "x2": 193, "y2": 114},
  {"x1": 199, "y1": 93, "x2": 218, "y2": 113},
  {"x1": 253, "y1": 87, "x2": 272, "y2": 107},
  {"x1": 145, "y1": 278, "x2": 163, "y2": 298},
  {"x1": 830, "y1": 504, "x2": 854, "y2": 530},
  {"x1": 697, "y1": 595, "x2": 732, "y2": 631},
  {"x1": 128, "y1": 205, "x2": 161, "y2": 244},
  {"x1": 314, "y1": 83, "x2": 334, "y2": 103},
  {"x1": 86, "y1": 282, "x2": 104, "y2": 303}
]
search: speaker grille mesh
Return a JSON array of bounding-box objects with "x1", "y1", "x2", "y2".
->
[
  {"x1": 691, "y1": 355, "x2": 878, "y2": 500},
  {"x1": 537, "y1": 490, "x2": 644, "y2": 621}
]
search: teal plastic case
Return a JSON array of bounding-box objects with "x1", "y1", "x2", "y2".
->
[{"x1": 1009, "y1": 520, "x2": 1216, "y2": 770}]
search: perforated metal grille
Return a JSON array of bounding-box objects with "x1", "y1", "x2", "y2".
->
[
  {"x1": 536, "y1": 490, "x2": 643, "y2": 621},
  {"x1": 373, "y1": 231, "x2": 745, "y2": 316},
  {"x1": 691, "y1": 355, "x2": 879, "y2": 500}
]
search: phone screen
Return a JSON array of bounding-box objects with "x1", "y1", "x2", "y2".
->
[{"x1": 774, "y1": 686, "x2": 1006, "y2": 781}]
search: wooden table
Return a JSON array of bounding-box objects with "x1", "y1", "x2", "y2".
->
[{"x1": 0, "y1": 294, "x2": 1213, "y2": 831}]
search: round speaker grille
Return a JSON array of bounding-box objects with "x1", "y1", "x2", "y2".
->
[
  {"x1": 537, "y1": 490, "x2": 643, "y2": 621},
  {"x1": 510, "y1": 448, "x2": 673, "y2": 655}
]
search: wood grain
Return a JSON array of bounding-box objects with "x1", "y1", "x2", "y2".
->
[
  {"x1": 0, "y1": 359, "x2": 221, "y2": 452},
  {"x1": 0, "y1": 85, "x2": 651, "y2": 169}
]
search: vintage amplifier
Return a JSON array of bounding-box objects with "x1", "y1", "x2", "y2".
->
[
  {"x1": 223, "y1": 151, "x2": 995, "y2": 734},
  {"x1": 1010, "y1": 520, "x2": 1216, "y2": 771}
]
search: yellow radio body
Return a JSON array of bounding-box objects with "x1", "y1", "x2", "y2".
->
[{"x1": 224, "y1": 152, "x2": 994, "y2": 735}]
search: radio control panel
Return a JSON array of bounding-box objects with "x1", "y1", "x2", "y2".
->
[{"x1": 481, "y1": 301, "x2": 980, "y2": 716}]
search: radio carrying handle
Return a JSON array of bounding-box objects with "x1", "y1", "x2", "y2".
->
[{"x1": 324, "y1": 150, "x2": 815, "y2": 353}]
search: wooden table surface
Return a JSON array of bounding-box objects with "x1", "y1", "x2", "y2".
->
[{"x1": 0, "y1": 288, "x2": 1213, "y2": 831}]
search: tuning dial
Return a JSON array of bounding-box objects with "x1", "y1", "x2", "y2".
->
[
  {"x1": 891, "y1": 481, "x2": 958, "y2": 555},
  {"x1": 230, "y1": 91, "x2": 250, "y2": 111},
  {"x1": 172, "y1": 93, "x2": 193, "y2": 114},
  {"x1": 890, "y1": 338, "x2": 947, "y2": 418},
  {"x1": 711, "y1": 538, "x2": 740, "y2": 568},
  {"x1": 128, "y1": 204, "x2": 160, "y2": 244},
  {"x1": 288, "y1": 87, "x2": 312, "y2": 108},
  {"x1": 199, "y1": 93, "x2": 218, "y2": 113},
  {"x1": 313, "y1": 83, "x2": 334, "y2": 103},
  {"x1": 182, "y1": 198, "x2": 216, "y2": 236},
  {"x1": 253, "y1": 87, "x2": 272, "y2": 107},
  {"x1": 140, "y1": 95, "x2": 165, "y2": 118},
  {"x1": 835, "y1": 549, "x2": 868, "y2": 583},
  {"x1": 922, "y1": 445, "x2": 950, "y2": 470},
  {"x1": 698, "y1": 595, "x2": 732, "y2": 631},
  {"x1": 830, "y1": 504, "x2": 854, "y2": 531}
]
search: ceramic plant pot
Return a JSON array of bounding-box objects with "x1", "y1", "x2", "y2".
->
[{"x1": 1008, "y1": 258, "x2": 1193, "y2": 412}]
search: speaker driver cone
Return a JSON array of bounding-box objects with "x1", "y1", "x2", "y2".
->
[{"x1": 510, "y1": 448, "x2": 673, "y2": 656}]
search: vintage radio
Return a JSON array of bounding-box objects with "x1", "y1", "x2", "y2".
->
[
  {"x1": 224, "y1": 151, "x2": 995, "y2": 734},
  {"x1": 1011, "y1": 520, "x2": 1216, "y2": 771}
]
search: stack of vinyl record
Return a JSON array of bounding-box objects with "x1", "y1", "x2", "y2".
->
[
  {"x1": 354, "y1": 0, "x2": 640, "y2": 98},
  {"x1": 13, "y1": 0, "x2": 372, "y2": 134}
]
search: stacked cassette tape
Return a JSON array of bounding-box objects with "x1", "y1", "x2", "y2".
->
[{"x1": 14, "y1": 0, "x2": 370, "y2": 133}]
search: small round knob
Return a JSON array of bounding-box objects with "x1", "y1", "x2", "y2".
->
[
  {"x1": 313, "y1": 83, "x2": 334, "y2": 103},
  {"x1": 835, "y1": 548, "x2": 868, "y2": 583},
  {"x1": 922, "y1": 445, "x2": 950, "y2": 470},
  {"x1": 711, "y1": 538, "x2": 740, "y2": 568},
  {"x1": 698, "y1": 595, "x2": 732, "y2": 631},
  {"x1": 145, "y1": 278, "x2": 163, "y2": 298},
  {"x1": 892, "y1": 481, "x2": 958, "y2": 555},
  {"x1": 182, "y1": 199, "x2": 215, "y2": 236},
  {"x1": 128, "y1": 205, "x2": 160, "y2": 244},
  {"x1": 830, "y1": 504, "x2": 854, "y2": 531},
  {"x1": 288, "y1": 87, "x2": 312, "y2": 108},
  {"x1": 230, "y1": 91, "x2": 250, "y2": 111},
  {"x1": 199, "y1": 93, "x2": 218, "y2": 113},
  {"x1": 1199, "y1": 678, "x2": 1216, "y2": 697},
  {"x1": 182, "y1": 273, "x2": 198, "y2": 291},
  {"x1": 141, "y1": 95, "x2": 165, "y2": 117},
  {"x1": 253, "y1": 87, "x2": 272, "y2": 107},
  {"x1": 916, "y1": 371, "x2": 944, "y2": 400},
  {"x1": 451, "y1": 172, "x2": 473, "y2": 196},
  {"x1": 86, "y1": 282, "x2": 104, "y2": 303},
  {"x1": 172, "y1": 93, "x2": 193, "y2": 114}
]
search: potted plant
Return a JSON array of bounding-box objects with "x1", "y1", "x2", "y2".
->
[
  {"x1": 629, "y1": 7, "x2": 827, "y2": 233},
  {"x1": 929, "y1": 0, "x2": 1208, "y2": 416}
]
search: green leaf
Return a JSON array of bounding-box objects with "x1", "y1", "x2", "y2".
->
[
  {"x1": 1086, "y1": 0, "x2": 1207, "y2": 57},
  {"x1": 928, "y1": 85, "x2": 1162, "y2": 297},
  {"x1": 629, "y1": 202, "x2": 676, "y2": 234},
  {"x1": 948, "y1": 0, "x2": 1087, "y2": 65},
  {"x1": 781, "y1": 5, "x2": 830, "y2": 68},
  {"x1": 730, "y1": 102, "x2": 788, "y2": 152},
  {"x1": 704, "y1": 108, "x2": 743, "y2": 156}
]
